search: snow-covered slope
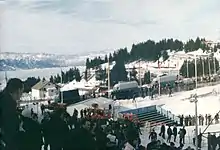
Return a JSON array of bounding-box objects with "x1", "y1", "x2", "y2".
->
[{"x1": 0, "y1": 51, "x2": 111, "y2": 71}]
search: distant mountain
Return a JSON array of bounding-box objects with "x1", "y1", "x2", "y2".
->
[{"x1": 0, "y1": 51, "x2": 112, "y2": 71}]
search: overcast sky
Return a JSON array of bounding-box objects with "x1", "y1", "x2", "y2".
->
[{"x1": 1, "y1": 0, "x2": 220, "y2": 55}]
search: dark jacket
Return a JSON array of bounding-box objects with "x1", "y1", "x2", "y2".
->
[
  {"x1": 74, "y1": 127, "x2": 96, "y2": 150},
  {"x1": 173, "y1": 127, "x2": 177, "y2": 136},
  {"x1": 22, "y1": 117, "x2": 43, "y2": 150},
  {"x1": 0, "y1": 91, "x2": 20, "y2": 150}
]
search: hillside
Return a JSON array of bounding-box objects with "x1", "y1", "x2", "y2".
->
[{"x1": 86, "y1": 37, "x2": 220, "y2": 69}]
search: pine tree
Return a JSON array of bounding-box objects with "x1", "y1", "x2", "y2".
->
[
  {"x1": 73, "y1": 68, "x2": 81, "y2": 82},
  {"x1": 162, "y1": 51, "x2": 169, "y2": 61},
  {"x1": 49, "y1": 75, "x2": 54, "y2": 83},
  {"x1": 110, "y1": 59, "x2": 128, "y2": 85},
  {"x1": 144, "y1": 71, "x2": 151, "y2": 84},
  {"x1": 55, "y1": 74, "x2": 61, "y2": 83},
  {"x1": 104, "y1": 55, "x2": 108, "y2": 63},
  {"x1": 109, "y1": 53, "x2": 113, "y2": 62},
  {"x1": 86, "y1": 58, "x2": 90, "y2": 68}
]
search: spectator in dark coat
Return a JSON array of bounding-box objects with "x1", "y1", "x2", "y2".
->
[
  {"x1": 210, "y1": 134, "x2": 217, "y2": 150},
  {"x1": 182, "y1": 126, "x2": 186, "y2": 144},
  {"x1": 173, "y1": 126, "x2": 177, "y2": 142},
  {"x1": 48, "y1": 112, "x2": 69, "y2": 150},
  {"x1": 149, "y1": 129, "x2": 157, "y2": 142},
  {"x1": 74, "y1": 119, "x2": 96, "y2": 150},
  {"x1": 167, "y1": 126, "x2": 172, "y2": 143},
  {"x1": 159, "y1": 124, "x2": 165, "y2": 139},
  {"x1": 0, "y1": 78, "x2": 24, "y2": 150},
  {"x1": 41, "y1": 113, "x2": 51, "y2": 150},
  {"x1": 22, "y1": 116, "x2": 43, "y2": 150}
]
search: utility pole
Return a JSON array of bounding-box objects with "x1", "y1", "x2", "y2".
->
[
  {"x1": 212, "y1": 45, "x2": 216, "y2": 74},
  {"x1": 208, "y1": 56, "x2": 211, "y2": 77},
  {"x1": 194, "y1": 54, "x2": 198, "y2": 150},
  {"x1": 186, "y1": 59, "x2": 189, "y2": 78},
  {"x1": 60, "y1": 69, "x2": 64, "y2": 104},
  {"x1": 202, "y1": 58, "x2": 205, "y2": 77},
  {"x1": 139, "y1": 59, "x2": 142, "y2": 86},
  {"x1": 168, "y1": 60, "x2": 170, "y2": 75},
  {"x1": 158, "y1": 60, "x2": 161, "y2": 96},
  {"x1": 107, "y1": 55, "x2": 111, "y2": 98}
]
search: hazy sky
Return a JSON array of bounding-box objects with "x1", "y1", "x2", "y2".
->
[{"x1": 1, "y1": 0, "x2": 220, "y2": 55}]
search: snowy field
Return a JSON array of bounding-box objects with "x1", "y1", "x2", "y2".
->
[
  {"x1": 115, "y1": 83, "x2": 220, "y2": 116},
  {"x1": 113, "y1": 83, "x2": 220, "y2": 149},
  {"x1": 140, "y1": 123, "x2": 220, "y2": 150}
]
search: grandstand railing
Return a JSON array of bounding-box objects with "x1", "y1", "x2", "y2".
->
[
  {"x1": 119, "y1": 105, "x2": 180, "y2": 124},
  {"x1": 156, "y1": 105, "x2": 180, "y2": 124}
]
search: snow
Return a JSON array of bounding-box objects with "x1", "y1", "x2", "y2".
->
[
  {"x1": 187, "y1": 48, "x2": 209, "y2": 57},
  {"x1": 66, "y1": 97, "x2": 113, "y2": 117},
  {"x1": 60, "y1": 79, "x2": 97, "y2": 92},
  {"x1": 115, "y1": 83, "x2": 220, "y2": 117},
  {"x1": 19, "y1": 82, "x2": 220, "y2": 150},
  {"x1": 140, "y1": 124, "x2": 220, "y2": 149},
  {"x1": 112, "y1": 83, "x2": 220, "y2": 149}
]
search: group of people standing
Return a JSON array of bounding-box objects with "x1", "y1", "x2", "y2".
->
[{"x1": 179, "y1": 113, "x2": 220, "y2": 127}]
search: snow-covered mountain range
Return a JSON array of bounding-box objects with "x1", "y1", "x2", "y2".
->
[{"x1": 0, "y1": 51, "x2": 111, "y2": 71}]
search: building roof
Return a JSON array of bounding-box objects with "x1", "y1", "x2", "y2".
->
[{"x1": 32, "y1": 80, "x2": 50, "y2": 90}]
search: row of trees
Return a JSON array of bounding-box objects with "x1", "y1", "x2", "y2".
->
[
  {"x1": 94, "y1": 59, "x2": 151, "y2": 86},
  {"x1": 180, "y1": 57, "x2": 219, "y2": 78},
  {"x1": 49, "y1": 67, "x2": 81, "y2": 84},
  {"x1": 86, "y1": 37, "x2": 218, "y2": 69}
]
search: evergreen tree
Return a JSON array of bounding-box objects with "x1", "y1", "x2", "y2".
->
[
  {"x1": 61, "y1": 71, "x2": 65, "y2": 83},
  {"x1": 86, "y1": 58, "x2": 90, "y2": 68},
  {"x1": 104, "y1": 55, "x2": 108, "y2": 63},
  {"x1": 73, "y1": 68, "x2": 81, "y2": 82},
  {"x1": 110, "y1": 59, "x2": 128, "y2": 85},
  {"x1": 109, "y1": 53, "x2": 113, "y2": 62},
  {"x1": 55, "y1": 74, "x2": 61, "y2": 83},
  {"x1": 68, "y1": 68, "x2": 74, "y2": 82},
  {"x1": 49, "y1": 75, "x2": 54, "y2": 83},
  {"x1": 144, "y1": 71, "x2": 151, "y2": 84},
  {"x1": 95, "y1": 67, "x2": 107, "y2": 81},
  {"x1": 84, "y1": 69, "x2": 88, "y2": 81},
  {"x1": 162, "y1": 51, "x2": 169, "y2": 61}
]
